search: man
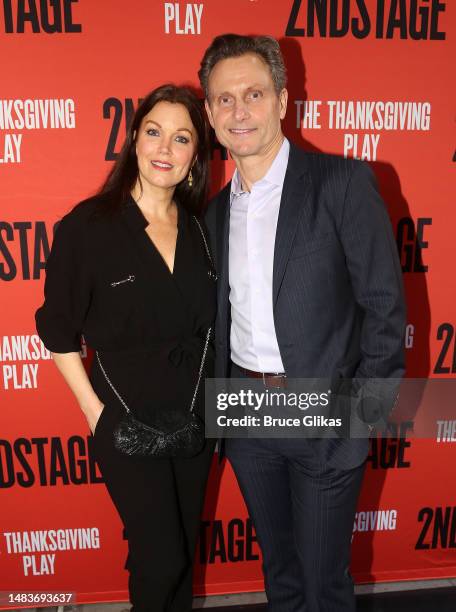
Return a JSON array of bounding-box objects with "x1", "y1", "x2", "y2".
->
[{"x1": 200, "y1": 34, "x2": 405, "y2": 612}]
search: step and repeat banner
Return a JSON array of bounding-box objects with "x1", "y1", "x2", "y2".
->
[{"x1": 1, "y1": 0, "x2": 455, "y2": 606}]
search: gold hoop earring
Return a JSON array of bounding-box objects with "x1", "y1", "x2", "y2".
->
[{"x1": 188, "y1": 169, "x2": 193, "y2": 187}]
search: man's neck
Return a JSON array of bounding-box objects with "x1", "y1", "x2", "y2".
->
[{"x1": 233, "y1": 133, "x2": 285, "y2": 192}]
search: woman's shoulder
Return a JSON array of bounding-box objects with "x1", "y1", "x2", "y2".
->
[
  {"x1": 59, "y1": 193, "x2": 114, "y2": 232},
  {"x1": 64, "y1": 193, "x2": 109, "y2": 220}
]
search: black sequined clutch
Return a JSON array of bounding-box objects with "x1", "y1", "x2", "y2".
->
[{"x1": 112, "y1": 410, "x2": 205, "y2": 458}]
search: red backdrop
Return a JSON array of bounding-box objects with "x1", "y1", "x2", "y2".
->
[{"x1": 1, "y1": 0, "x2": 455, "y2": 606}]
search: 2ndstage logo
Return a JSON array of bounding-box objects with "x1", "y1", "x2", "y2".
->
[
  {"x1": 1, "y1": 0, "x2": 81, "y2": 33},
  {"x1": 286, "y1": 0, "x2": 446, "y2": 40}
]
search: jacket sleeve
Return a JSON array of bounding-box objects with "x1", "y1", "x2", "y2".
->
[
  {"x1": 338, "y1": 161, "x2": 406, "y2": 421},
  {"x1": 35, "y1": 213, "x2": 92, "y2": 353}
]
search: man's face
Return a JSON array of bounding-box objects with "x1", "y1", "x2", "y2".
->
[{"x1": 205, "y1": 53, "x2": 287, "y2": 160}]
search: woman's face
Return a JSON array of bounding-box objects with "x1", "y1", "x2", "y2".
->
[{"x1": 135, "y1": 101, "x2": 197, "y2": 195}]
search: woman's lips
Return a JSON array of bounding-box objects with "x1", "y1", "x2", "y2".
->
[{"x1": 151, "y1": 160, "x2": 173, "y2": 171}]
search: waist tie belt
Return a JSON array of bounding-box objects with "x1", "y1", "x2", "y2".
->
[
  {"x1": 168, "y1": 336, "x2": 205, "y2": 367},
  {"x1": 96, "y1": 333, "x2": 208, "y2": 369}
]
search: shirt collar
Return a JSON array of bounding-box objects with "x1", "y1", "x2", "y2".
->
[{"x1": 230, "y1": 137, "x2": 290, "y2": 197}]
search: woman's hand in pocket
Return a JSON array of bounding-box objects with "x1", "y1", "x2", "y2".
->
[
  {"x1": 49, "y1": 352, "x2": 107, "y2": 435},
  {"x1": 83, "y1": 400, "x2": 105, "y2": 434}
]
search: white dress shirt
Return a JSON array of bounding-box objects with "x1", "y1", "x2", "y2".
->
[{"x1": 229, "y1": 138, "x2": 290, "y2": 373}]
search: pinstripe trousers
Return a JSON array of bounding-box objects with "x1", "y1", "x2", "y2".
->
[{"x1": 225, "y1": 364, "x2": 366, "y2": 612}]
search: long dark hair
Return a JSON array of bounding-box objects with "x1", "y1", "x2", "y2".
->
[{"x1": 98, "y1": 84, "x2": 210, "y2": 216}]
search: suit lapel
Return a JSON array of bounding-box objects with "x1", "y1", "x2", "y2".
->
[
  {"x1": 215, "y1": 144, "x2": 310, "y2": 366},
  {"x1": 273, "y1": 144, "x2": 312, "y2": 307},
  {"x1": 216, "y1": 183, "x2": 231, "y2": 309},
  {"x1": 214, "y1": 183, "x2": 231, "y2": 377}
]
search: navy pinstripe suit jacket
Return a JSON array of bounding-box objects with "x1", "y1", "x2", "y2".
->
[{"x1": 206, "y1": 143, "x2": 406, "y2": 468}]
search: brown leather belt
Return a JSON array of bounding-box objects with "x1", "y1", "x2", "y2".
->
[{"x1": 242, "y1": 368, "x2": 287, "y2": 389}]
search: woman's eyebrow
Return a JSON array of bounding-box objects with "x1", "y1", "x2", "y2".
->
[{"x1": 145, "y1": 120, "x2": 192, "y2": 134}]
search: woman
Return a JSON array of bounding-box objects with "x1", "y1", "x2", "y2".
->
[{"x1": 35, "y1": 85, "x2": 216, "y2": 612}]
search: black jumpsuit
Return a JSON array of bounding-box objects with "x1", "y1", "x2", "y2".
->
[{"x1": 35, "y1": 194, "x2": 216, "y2": 612}]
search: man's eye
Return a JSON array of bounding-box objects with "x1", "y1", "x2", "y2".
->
[
  {"x1": 220, "y1": 97, "x2": 233, "y2": 106},
  {"x1": 248, "y1": 91, "x2": 262, "y2": 100}
]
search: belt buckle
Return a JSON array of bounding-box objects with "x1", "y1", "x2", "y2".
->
[{"x1": 262, "y1": 372, "x2": 286, "y2": 389}]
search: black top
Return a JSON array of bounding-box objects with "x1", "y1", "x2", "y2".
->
[{"x1": 36, "y1": 195, "x2": 216, "y2": 424}]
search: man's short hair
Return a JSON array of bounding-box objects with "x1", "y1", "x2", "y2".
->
[{"x1": 199, "y1": 33, "x2": 287, "y2": 99}]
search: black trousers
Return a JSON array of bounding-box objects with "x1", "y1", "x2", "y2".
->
[
  {"x1": 93, "y1": 402, "x2": 215, "y2": 612},
  {"x1": 225, "y1": 364, "x2": 366, "y2": 612}
]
